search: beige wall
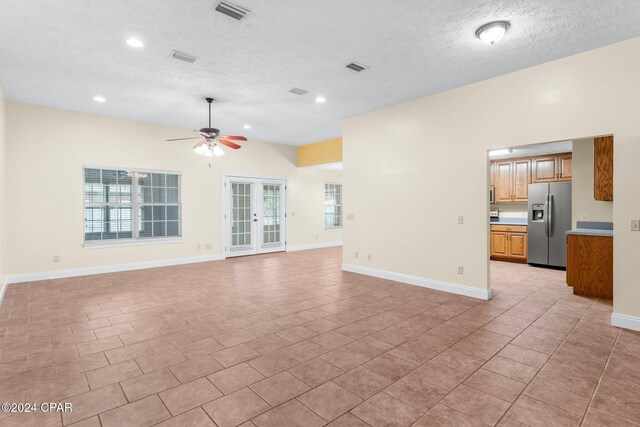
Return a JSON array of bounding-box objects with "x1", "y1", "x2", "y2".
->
[
  {"x1": 572, "y1": 138, "x2": 613, "y2": 227},
  {"x1": 0, "y1": 83, "x2": 6, "y2": 288},
  {"x1": 5, "y1": 102, "x2": 342, "y2": 276},
  {"x1": 344, "y1": 37, "x2": 640, "y2": 319}
]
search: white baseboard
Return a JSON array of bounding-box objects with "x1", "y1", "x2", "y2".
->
[
  {"x1": 4, "y1": 254, "x2": 224, "y2": 285},
  {"x1": 342, "y1": 263, "x2": 491, "y2": 300},
  {"x1": 611, "y1": 312, "x2": 640, "y2": 332},
  {"x1": 287, "y1": 241, "x2": 342, "y2": 252}
]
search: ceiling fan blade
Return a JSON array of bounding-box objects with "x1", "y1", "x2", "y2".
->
[
  {"x1": 221, "y1": 135, "x2": 247, "y2": 141},
  {"x1": 166, "y1": 137, "x2": 200, "y2": 141},
  {"x1": 218, "y1": 139, "x2": 242, "y2": 149}
]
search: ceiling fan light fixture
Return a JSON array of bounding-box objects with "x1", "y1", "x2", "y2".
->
[
  {"x1": 93, "y1": 95, "x2": 106, "y2": 103},
  {"x1": 193, "y1": 140, "x2": 212, "y2": 156},
  {"x1": 212, "y1": 145, "x2": 225, "y2": 157},
  {"x1": 476, "y1": 21, "x2": 510, "y2": 45}
]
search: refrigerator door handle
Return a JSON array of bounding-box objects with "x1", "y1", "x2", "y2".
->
[
  {"x1": 548, "y1": 194, "x2": 554, "y2": 236},
  {"x1": 544, "y1": 194, "x2": 550, "y2": 236}
]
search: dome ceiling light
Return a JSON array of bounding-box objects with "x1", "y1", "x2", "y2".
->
[{"x1": 476, "y1": 21, "x2": 510, "y2": 45}]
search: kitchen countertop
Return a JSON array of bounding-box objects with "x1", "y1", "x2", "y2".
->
[
  {"x1": 490, "y1": 218, "x2": 528, "y2": 225},
  {"x1": 566, "y1": 228, "x2": 613, "y2": 237}
]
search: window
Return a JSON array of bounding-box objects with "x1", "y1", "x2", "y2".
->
[
  {"x1": 325, "y1": 183, "x2": 342, "y2": 229},
  {"x1": 83, "y1": 167, "x2": 181, "y2": 244}
]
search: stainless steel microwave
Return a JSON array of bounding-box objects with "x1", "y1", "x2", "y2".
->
[{"x1": 489, "y1": 185, "x2": 495, "y2": 204}]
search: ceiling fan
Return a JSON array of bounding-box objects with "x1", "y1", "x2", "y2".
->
[{"x1": 166, "y1": 97, "x2": 246, "y2": 157}]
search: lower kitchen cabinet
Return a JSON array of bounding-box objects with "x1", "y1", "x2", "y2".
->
[
  {"x1": 566, "y1": 234, "x2": 613, "y2": 299},
  {"x1": 490, "y1": 225, "x2": 528, "y2": 262}
]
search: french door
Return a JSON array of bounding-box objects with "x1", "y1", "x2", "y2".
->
[{"x1": 224, "y1": 176, "x2": 286, "y2": 257}]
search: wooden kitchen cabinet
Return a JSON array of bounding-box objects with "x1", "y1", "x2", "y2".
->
[
  {"x1": 490, "y1": 225, "x2": 528, "y2": 262},
  {"x1": 513, "y1": 159, "x2": 531, "y2": 202},
  {"x1": 532, "y1": 152, "x2": 572, "y2": 183},
  {"x1": 558, "y1": 153, "x2": 573, "y2": 181},
  {"x1": 491, "y1": 153, "x2": 571, "y2": 204},
  {"x1": 594, "y1": 136, "x2": 613, "y2": 201},
  {"x1": 566, "y1": 234, "x2": 613, "y2": 298},
  {"x1": 492, "y1": 159, "x2": 530, "y2": 203},
  {"x1": 494, "y1": 161, "x2": 515, "y2": 203},
  {"x1": 531, "y1": 156, "x2": 558, "y2": 182}
]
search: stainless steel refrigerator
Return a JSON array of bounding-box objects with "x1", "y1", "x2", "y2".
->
[{"x1": 528, "y1": 182, "x2": 572, "y2": 267}]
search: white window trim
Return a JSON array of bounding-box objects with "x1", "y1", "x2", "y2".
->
[
  {"x1": 324, "y1": 182, "x2": 343, "y2": 231},
  {"x1": 82, "y1": 166, "x2": 182, "y2": 248},
  {"x1": 83, "y1": 237, "x2": 183, "y2": 249}
]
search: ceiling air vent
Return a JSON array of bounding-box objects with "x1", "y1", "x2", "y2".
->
[
  {"x1": 170, "y1": 50, "x2": 198, "y2": 63},
  {"x1": 214, "y1": 2, "x2": 250, "y2": 21},
  {"x1": 289, "y1": 88, "x2": 309, "y2": 96},
  {"x1": 346, "y1": 62, "x2": 369, "y2": 72}
]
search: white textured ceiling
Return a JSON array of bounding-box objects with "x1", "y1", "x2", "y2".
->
[{"x1": 1, "y1": 1, "x2": 639, "y2": 146}]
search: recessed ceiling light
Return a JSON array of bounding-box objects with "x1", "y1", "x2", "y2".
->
[
  {"x1": 315, "y1": 96, "x2": 326, "y2": 104},
  {"x1": 475, "y1": 21, "x2": 510, "y2": 45},
  {"x1": 126, "y1": 38, "x2": 144, "y2": 48},
  {"x1": 93, "y1": 96, "x2": 106, "y2": 103},
  {"x1": 243, "y1": 124, "x2": 251, "y2": 129}
]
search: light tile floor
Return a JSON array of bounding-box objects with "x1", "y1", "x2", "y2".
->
[{"x1": 0, "y1": 248, "x2": 638, "y2": 426}]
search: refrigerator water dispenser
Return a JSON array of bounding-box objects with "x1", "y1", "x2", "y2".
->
[{"x1": 532, "y1": 204, "x2": 545, "y2": 221}]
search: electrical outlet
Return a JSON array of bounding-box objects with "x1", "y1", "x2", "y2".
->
[
  {"x1": 631, "y1": 220, "x2": 640, "y2": 231},
  {"x1": 354, "y1": 252, "x2": 359, "y2": 259},
  {"x1": 291, "y1": 211, "x2": 296, "y2": 216},
  {"x1": 457, "y1": 266, "x2": 464, "y2": 275},
  {"x1": 458, "y1": 216, "x2": 464, "y2": 225},
  {"x1": 347, "y1": 213, "x2": 355, "y2": 221},
  {"x1": 197, "y1": 244, "x2": 202, "y2": 250},
  {"x1": 367, "y1": 253, "x2": 372, "y2": 261},
  {"x1": 204, "y1": 243, "x2": 213, "y2": 249},
  {"x1": 53, "y1": 255, "x2": 60, "y2": 263},
  {"x1": 581, "y1": 214, "x2": 588, "y2": 220},
  {"x1": 315, "y1": 234, "x2": 319, "y2": 240}
]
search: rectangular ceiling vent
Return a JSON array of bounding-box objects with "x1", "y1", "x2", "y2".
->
[
  {"x1": 289, "y1": 88, "x2": 309, "y2": 96},
  {"x1": 170, "y1": 50, "x2": 198, "y2": 63},
  {"x1": 346, "y1": 62, "x2": 369, "y2": 72},
  {"x1": 214, "y1": 2, "x2": 250, "y2": 21}
]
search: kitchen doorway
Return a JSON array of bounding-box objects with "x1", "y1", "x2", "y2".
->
[
  {"x1": 487, "y1": 136, "x2": 614, "y2": 301},
  {"x1": 223, "y1": 175, "x2": 287, "y2": 257}
]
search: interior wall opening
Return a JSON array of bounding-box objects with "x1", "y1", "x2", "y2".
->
[{"x1": 487, "y1": 136, "x2": 614, "y2": 303}]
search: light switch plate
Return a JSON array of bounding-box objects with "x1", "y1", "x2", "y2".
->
[
  {"x1": 631, "y1": 219, "x2": 640, "y2": 231},
  {"x1": 347, "y1": 213, "x2": 355, "y2": 220},
  {"x1": 458, "y1": 216, "x2": 464, "y2": 225}
]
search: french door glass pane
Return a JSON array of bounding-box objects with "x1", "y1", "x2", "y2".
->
[
  {"x1": 231, "y1": 182, "x2": 252, "y2": 247},
  {"x1": 262, "y1": 184, "x2": 281, "y2": 245}
]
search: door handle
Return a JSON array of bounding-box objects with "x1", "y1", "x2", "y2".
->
[
  {"x1": 548, "y1": 194, "x2": 553, "y2": 236},
  {"x1": 544, "y1": 194, "x2": 550, "y2": 236},
  {"x1": 253, "y1": 219, "x2": 258, "y2": 222}
]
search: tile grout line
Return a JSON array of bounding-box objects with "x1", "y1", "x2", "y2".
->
[{"x1": 578, "y1": 326, "x2": 621, "y2": 427}]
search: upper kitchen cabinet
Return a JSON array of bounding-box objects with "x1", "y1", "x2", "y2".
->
[
  {"x1": 594, "y1": 136, "x2": 613, "y2": 201},
  {"x1": 531, "y1": 156, "x2": 558, "y2": 182},
  {"x1": 513, "y1": 158, "x2": 531, "y2": 202},
  {"x1": 494, "y1": 160, "x2": 515, "y2": 203},
  {"x1": 491, "y1": 152, "x2": 572, "y2": 204},
  {"x1": 558, "y1": 153, "x2": 573, "y2": 181},
  {"x1": 493, "y1": 158, "x2": 530, "y2": 203},
  {"x1": 532, "y1": 153, "x2": 572, "y2": 183}
]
